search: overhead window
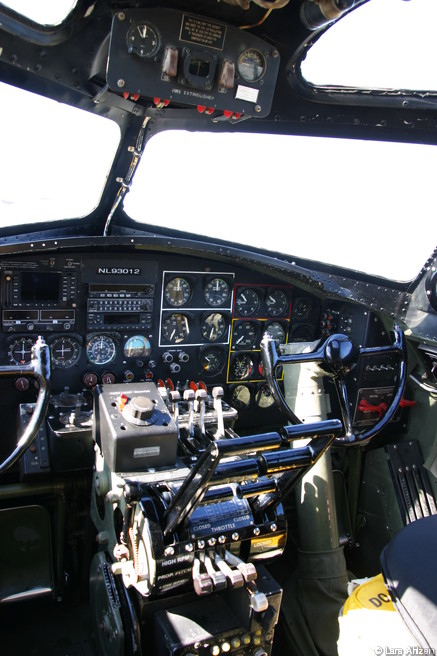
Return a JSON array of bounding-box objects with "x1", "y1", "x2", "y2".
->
[
  {"x1": 301, "y1": 0, "x2": 437, "y2": 91},
  {"x1": 0, "y1": 0, "x2": 77, "y2": 26}
]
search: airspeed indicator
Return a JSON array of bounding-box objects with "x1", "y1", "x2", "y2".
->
[{"x1": 86, "y1": 335, "x2": 117, "y2": 365}]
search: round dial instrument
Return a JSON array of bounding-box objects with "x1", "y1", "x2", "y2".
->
[
  {"x1": 266, "y1": 289, "x2": 289, "y2": 317},
  {"x1": 265, "y1": 321, "x2": 287, "y2": 346},
  {"x1": 200, "y1": 347, "x2": 226, "y2": 376},
  {"x1": 235, "y1": 288, "x2": 261, "y2": 317},
  {"x1": 126, "y1": 21, "x2": 160, "y2": 58},
  {"x1": 230, "y1": 384, "x2": 251, "y2": 410},
  {"x1": 204, "y1": 278, "x2": 230, "y2": 307},
  {"x1": 161, "y1": 313, "x2": 190, "y2": 344},
  {"x1": 8, "y1": 337, "x2": 34, "y2": 365},
  {"x1": 232, "y1": 321, "x2": 258, "y2": 349},
  {"x1": 51, "y1": 336, "x2": 81, "y2": 368},
  {"x1": 237, "y1": 49, "x2": 266, "y2": 83},
  {"x1": 123, "y1": 335, "x2": 151, "y2": 359},
  {"x1": 200, "y1": 313, "x2": 227, "y2": 342},
  {"x1": 293, "y1": 298, "x2": 311, "y2": 319},
  {"x1": 255, "y1": 384, "x2": 275, "y2": 408},
  {"x1": 86, "y1": 335, "x2": 117, "y2": 365},
  {"x1": 164, "y1": 277, "x2": 192, "y2": 307},
  {"x1": 230, "y1": 353, "x2": 254, "y2": 381}
]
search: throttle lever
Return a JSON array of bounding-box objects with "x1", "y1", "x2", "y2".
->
[
  {"x1": 202, "y1": 552, "x2": 227, "y2": 590},
  {"x1": 224, "y1": 550, "x2": 257, "y2": 582},
  {"x1": 213, "y1": 552, "x2": 244, "y2": 588}
]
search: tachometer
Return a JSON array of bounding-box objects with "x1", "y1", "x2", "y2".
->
[
  {"x1": 200, "y1": 313, "x2": 227, "y2": 342},
  {"x1": 204, "y1": 278, "x2": 230, "y2": 307},
  {"x1": 164, "y1": 277, "x2": 192, "y2": 307},
  {"x1": 86, "y1": 335, "x2": 117, "y2": 365},
  {"x1": 161, "y1": 313, "x2": 190, "y2": 344},
  {"x1": 51, "y1": 336, "x2": 81, "y2": 368},
  {"x1": 8, "y1": 337, "x2": 35, "y2": 365},
  {"x1": 235, "y1": 288, "x2": 261, "y2": 317}
]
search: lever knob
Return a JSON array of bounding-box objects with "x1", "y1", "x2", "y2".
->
[{"x1": 126, "y1": 396, "x2": 154, "y2": 422}]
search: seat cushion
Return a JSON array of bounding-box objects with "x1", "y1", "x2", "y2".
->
[{"x1": 380, "y1": 513, "x2": 437, "y2": 649}]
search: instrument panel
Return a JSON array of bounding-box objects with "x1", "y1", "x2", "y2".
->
[
  {"x1": 107, "y1": 8, "x2": 281, "y2": 118},
  {"x1": 0, "y1": 252, "x2": 375, "y2": 422}
]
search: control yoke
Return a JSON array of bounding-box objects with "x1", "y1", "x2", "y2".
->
[
  {"x1": 0, "y1": 336, "x2": 51, "y2": 474},
  {"x1": 261, "y1": 326, "x2": 407, "y2": 445}
]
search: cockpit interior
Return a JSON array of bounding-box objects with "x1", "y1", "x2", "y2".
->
[{"x1": 1, "y1": 1, "x2": 437, "y2": 654}]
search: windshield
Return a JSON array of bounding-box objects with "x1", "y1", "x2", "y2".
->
[
  {"x1": 124, "y1": 130, "x2": 437, "y2": 282},
  {"x1": 0, "y1": 82, "x2": 120, "y2": 224},
  {"x1": 302, "y1": 0, "x2": 437, "y2": 91}
]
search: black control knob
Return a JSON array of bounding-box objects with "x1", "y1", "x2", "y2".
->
[{"x1": 126, "y1": 396, "x2": 154, "y2": 422}]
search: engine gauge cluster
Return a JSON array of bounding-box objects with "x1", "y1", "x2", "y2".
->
[
  {"x1": 227, "y1": 284, "x2": 292, "y2": 388},
  {"x1": 160, "y1": 271, "x2": 233, "y2": 347}
]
